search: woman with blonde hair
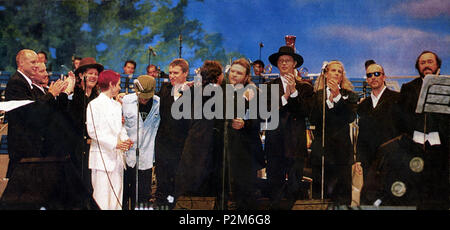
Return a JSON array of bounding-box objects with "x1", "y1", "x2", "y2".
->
[
  {"x1": 313, "y1": 60, "x2": 354, "y2": 92},
  {"x1": 309, "y1": 60, "x2": 358, "y2": 206}
]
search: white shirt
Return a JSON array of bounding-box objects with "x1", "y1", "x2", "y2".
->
[
  {"x1": 280, "y1": 75, "x2": 298, "y2": 106},
  {"x1": 17, "y1": 70, "x2": 33, "y2": 89},
  {"x1": 326, "y1": 86, "x2": 348, "y2": 109},
  {"x1": 370, "y1": 86, "x2": 386, "y2": 108}
]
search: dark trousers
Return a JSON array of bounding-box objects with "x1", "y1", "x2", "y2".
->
[
  {"x1": 122, "y1": 166, "x2": 153, "y2": 210},
  {"x1": 155, "y1": 155, "x2": 179, "y2": 206},
  {"x1": 266, "y1": 155, "x2": 303, "y2": 209},
  {"x1": 312, "y1": 162, "x2": 352, "y2": 205}
]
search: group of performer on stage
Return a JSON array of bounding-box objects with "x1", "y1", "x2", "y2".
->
[{"x1": 0, "y1": 45, "x2": 448, "y2": 210}]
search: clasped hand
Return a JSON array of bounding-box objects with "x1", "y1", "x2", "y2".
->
[{"x1": 116, "y1": 139, "x2": 133, "y2": 151}]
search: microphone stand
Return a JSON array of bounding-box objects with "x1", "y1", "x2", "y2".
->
[
  {"x1": 148, "y1": 48, "x2": 153, "y2": 65},
  {"x1": 82, "y1": 74, "x2": 88, "y2": 181},
  {"x1": 135, "y1": 91, "x2": 140, "y2": 209},
  {"x1": 178, "y1": 34, "x2": 182, "y2": 58},
  {"x1": 221, "y1": 118, "x2": 228, "y2": 210},
  {"x1": 321, "y1": 69, "x2": 326, "y2": 201}
]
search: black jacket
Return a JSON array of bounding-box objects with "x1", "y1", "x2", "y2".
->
[{"x1": 356, "y1": 88, "x2": 400, "y2": 168}]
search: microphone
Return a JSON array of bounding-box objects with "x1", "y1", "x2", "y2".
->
[
  {"x1": 321, "y1": 61, "x2": 328, "y2": 74},
  {"x1": 149, "y1": 46, "x2": 157, "y2": 56},
  {"x1": 61, "y1": 65, "x2": 71, "y2": 72},
  {"x1": 134, "y1": 79, "x2": 144, "y2": 93}
]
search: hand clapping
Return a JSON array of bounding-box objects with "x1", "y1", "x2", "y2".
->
[
  {"x1": 283, "y1": 73, "x2": 296, "y2": 99},
  {"x1": 48, "y1": 79, "x2": 69, "y2": 97}
]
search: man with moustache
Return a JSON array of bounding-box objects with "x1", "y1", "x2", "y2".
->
[
  {"x1": 354, "y1": 62, "x2": 400, "y2": 205},
  {"x1": 395, "y1": 51, "x2": 449, "y2": 209},
  {"x1": 264, "y1": 46, "x2": 314, "y2": 209}
]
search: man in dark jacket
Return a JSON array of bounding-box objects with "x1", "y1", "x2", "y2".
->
[
  {"x1": 394, "y1": 51, "x2": 449, "y2": 210},
  {"x1": 355, "y1": 63, "x2": 400, "y2": 205},
  {"x1": 310, "y1": 60, "x2": 358, "y2": 206},
  {"x1": 1, "y1": 49, "x2": 97, "y2": 210},
  {"x1": 154, "y1": 58, "x2": 191, "y2": 208},
  {"x1": 264, "y1": 46, "x2": 314, "y2": 209}
]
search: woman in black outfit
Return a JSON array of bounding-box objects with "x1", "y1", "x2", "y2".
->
[
  {"x1": 68, "y1": 57, "x2": 103, "y2": 193},
  {"x1": 309, "y1": 60, "x2": 358, "y2": 206}
]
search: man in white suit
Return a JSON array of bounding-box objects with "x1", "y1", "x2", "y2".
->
[{"x1": 86, "y1": 70, "x2": 133, "y2": 210}]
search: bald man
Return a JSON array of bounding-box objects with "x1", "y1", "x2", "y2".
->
[
  {"x1": 4, "y1": 49, "x2": 69, "y2": 177},
  {"x1": 1, "y1": 50, "x2": 98, "y2": 209},
  {"x1": 355, "y1": 63, "x2": 400, "y2": 205}
]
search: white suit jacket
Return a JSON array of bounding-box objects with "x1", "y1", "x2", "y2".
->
[
  {"x1": 86, "y1": 93, "x2": 128, "y2": 172},
  {"x1": 122, "y1": 94, "x2": 161, "y2": 170}
]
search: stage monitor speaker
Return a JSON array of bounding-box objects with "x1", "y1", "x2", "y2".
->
[
  {"x1": 292, "y1": 199, "x2": 332, "y2": 210},
  {"x1": 174, "y1": 196, "x2": 217, "y2": 210},
  {"x1": 375, "y1": 136, "x2": 422, "y2": 206}
]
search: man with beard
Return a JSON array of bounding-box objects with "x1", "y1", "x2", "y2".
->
[{"x1": 395, "y1": 51, "x2": 449, "y2": 209}]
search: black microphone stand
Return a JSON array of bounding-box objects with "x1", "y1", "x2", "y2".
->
[
  {"x1": 320, "y1": 67, "x2": 327, "y2": 201},
  {"x1": 178, "y1": 34, "x2": 182, "y2": 58},
  {"x1": 82, "y1": 74, "x2": 88, "y2": 181},
  {"x1": 148, "y1": 47, "x2": 153, "y2": 65}
]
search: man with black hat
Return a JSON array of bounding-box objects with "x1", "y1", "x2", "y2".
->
[
  {"x1": 264, "y1": 46, "x2": 314, "y2": 209},
  {"x1": 68, "y1": 57, "x2": 104, "y2": 192},
  {"x1": 122, "y1": 75, "x2": 160, "y2": 209}
]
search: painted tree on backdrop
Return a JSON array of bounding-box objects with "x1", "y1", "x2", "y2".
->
[{"x1": 0, "y1": 0, "x2": 241, "y2": 73}]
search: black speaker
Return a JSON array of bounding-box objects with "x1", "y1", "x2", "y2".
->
[{"x1": 374, "y1": 136, "x2": 423, "y2": 206}]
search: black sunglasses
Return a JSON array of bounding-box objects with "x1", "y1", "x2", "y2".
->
[{"x1": 366, "y1": 72, "x2": 382, "y2": 78}]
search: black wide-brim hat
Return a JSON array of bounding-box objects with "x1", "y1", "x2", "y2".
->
[
  {"x1": 268, "y1": 46, "x2": 304, "y2": 69},
  {"x1": 74, "y1": 57, "x2": 104, "y2": 76}
]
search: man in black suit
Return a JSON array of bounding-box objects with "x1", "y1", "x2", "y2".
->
[
  {"x1": 154, "y1": 58, "x2": 191, "y2": 208},
  {"x1": 4, "y1": 49, "x2": 41, "y2": 178},
  {"x1": 264, "y1": 46, "x2": 314, "y2": 209},
  {"x1": 355, "y1": 63, "x2": 400, "y2": 205},
  {"x1": 1, "y1": 49, "x2": 97, "y2": 209},
  {"x1": 395, "y1": 51, "x2": 449, "y2": 210}
]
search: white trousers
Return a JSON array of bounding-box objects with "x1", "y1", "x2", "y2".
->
[{"x1": 91, "y1": 166, "x2": 123, "y2": 210}]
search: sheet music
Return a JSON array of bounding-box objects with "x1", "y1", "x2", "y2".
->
[
  {"x1": 0, "y1": 100, "x2": 35, "y2": 112},
  {"x1": 415, "y1": 75, "x2": 450, "y2": 114}
]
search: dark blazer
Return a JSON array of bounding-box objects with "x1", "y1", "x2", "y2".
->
[
  {"x1": 394, "y1": 77, "x2": 449, "y2": 209},
  {"x1": 155, "y1": 83, "x2": 190, "y2": 153},
  {"x1": 309, "y1": 88, "x2": 358, "y2": 204},
  {"x1": 263, "y1": 78, "x2": 314, "y2": 208},
  {"x1": 155, "y1": 82, "x2": 191, "y2": 204},
  {"x1": 174, "y1": 85, "x2": 222, "y2": 198},
  {"x1": 264, "y1": 78, "x2": 314, "y2": 160},
  {"x1": 225, "y1": 83, "x2": 264, "y2": 209},
  {"x1": 1, "y1": 72, "x2": 96, "y2": 209},
  {"x1": 356, "y1": 88, "x2": 400, "y2": 169},
  {"x1": 5, "y1": 72, "x2": 45, "y2": 177},
  {"x1": 310, "y1": 88, "x2": 358, "y2": 165}
]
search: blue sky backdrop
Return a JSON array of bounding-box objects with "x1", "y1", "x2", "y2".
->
[{"x1": 185, "y1": 0, "x2": 449, "y2": 78}]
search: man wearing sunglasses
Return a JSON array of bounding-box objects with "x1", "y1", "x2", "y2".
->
[{"x1": 355, "y1": 63, "x2": 400, "y2": 205}]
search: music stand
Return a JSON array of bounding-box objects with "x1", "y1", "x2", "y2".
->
[{"x1": 415, "y1": 75, "x2": 450, "y2": 114}]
